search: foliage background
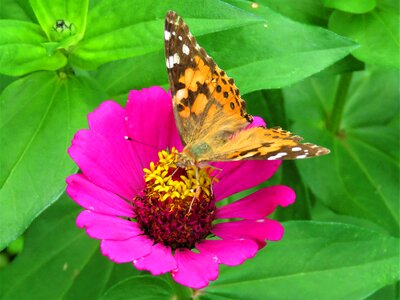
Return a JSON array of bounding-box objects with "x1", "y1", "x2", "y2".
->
[{"x1": 0, "y1": 0, "x2": 399, "y2": 299}]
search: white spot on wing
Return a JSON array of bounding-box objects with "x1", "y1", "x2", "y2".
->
[
  {"x1": 267, "y1": 152, "x2": 287, "y2": 160},
  {"x1": 296, "y1": 154, "x2": 307, "y2": 159},
  {"x1": 241, "y1": 152, "x2": 257, "y2": 159},
  {"x1": 292, "y1": 147, "x2": 302, "y2": 152},
  {"x1": 166, "y1": 57, "x2": 172, "y2": 69},
  {"x1": 166, "y1": 53, "x2": 180, "y2": 69},
  {"x1": 164, "y1": 30, "x2": 171, "y2": 41},
  {"x1": 182, "y1": 44, "x2": 190, "y2": 55},
  {"x1": 176, "y1": 89, "x2": 186, "y2": 100},
  {"x1": 178, "y1": 35, "x2": 182, "y2": 41},
  {"x1": 173, "y1": 53, "x2": 180, "y2": 64}
]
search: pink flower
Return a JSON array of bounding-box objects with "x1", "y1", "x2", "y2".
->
[{"x1": 66, "y1": 87, "x2": 295, "y2": 289}]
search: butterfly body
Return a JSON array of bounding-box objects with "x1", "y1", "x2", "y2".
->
[{"x1": 164, "y1": 11, "x2": 329, "y2": 167}]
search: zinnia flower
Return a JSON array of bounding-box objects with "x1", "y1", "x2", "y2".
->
[{"x1": 66, "y1": 86, "x2": 295, "y2": 288}]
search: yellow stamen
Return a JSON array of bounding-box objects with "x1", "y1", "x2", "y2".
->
[{"x1": 142, "y1": 147, "x2": 213, "y2": 210}]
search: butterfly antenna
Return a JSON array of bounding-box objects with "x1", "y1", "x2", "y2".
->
[{"x1": 124, "y1": 135, "x2": 158, "y2": 150}]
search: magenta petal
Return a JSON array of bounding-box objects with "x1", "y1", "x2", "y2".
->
[
  {"x1": 172, "y1": 249, "x2": 219, "y2": 289},
  {"x1": 246, "y1": 116, "x2": 266, "y2": 128},
  {"x1": 76, "y1": 211, "x2": 142, "y2": 240},
  {"x1": 66, "y1": 174, "x2": 134, "y2": 217},
  {"x1": 196, "y1": 239, "x2": 258, "y2": 266},
  {"x1": 213, "y1": 160, "x2": 281, "y2": 201},
  {"x1": 68, "y1": 130, "x2": 143, "y2": 200},
  {"x1": 125, "y1": 87, "x2": 182, "y2": 169},
  {"x1": 101, "y1": 236, "x2": 153, "y2": 263},
  {"x1": 86, "y1": 101, "x2": 145, "y2": 192},
  {"x1": 88, "y1": 101, "x2": 147, "y2": 185},
  {"x1": 87, "y1": 101, "x2": 127, "y2": 140},
  {"x1": 212, "y1": 219, "x2": 284, "y2": 248},
  {"x1": 133, "y1": 243, "x2": 176, "y2": 275},
  {"x1": 216, "y1": 185, "x2": 295, "y2": 219},
  {"x1": 68, "y1": 101, "x2": 144, "y2": 199}
]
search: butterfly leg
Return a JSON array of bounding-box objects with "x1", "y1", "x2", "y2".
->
[
  {"x1": 206, "y1": 164, "x2": 221, "y2": 198},
  {"x1": 210, "y1": 176, "x2": 218, "y2": 197},
  {"x1": 188, "y1": 167, "x2": 201, "y2": 213}
]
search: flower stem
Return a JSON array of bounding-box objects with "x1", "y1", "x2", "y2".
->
[
  {"x1": 328, "y1": 72, "x2": 353, "y2": 134},
  {"x1": 168, "y1": 275, "x2": 193, "y2": 300}
]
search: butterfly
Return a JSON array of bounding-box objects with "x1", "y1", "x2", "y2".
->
[{"x1": 164, "y1": 11, "x2": 329, "y2": 168}]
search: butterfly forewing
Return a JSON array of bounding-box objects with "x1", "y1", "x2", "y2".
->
[
  {"x1": 164, "y1": 11, "x2": 251, "y2": 147},
  {"x1": 164, "y1": 11, "x2": 330, "y2": 165}
]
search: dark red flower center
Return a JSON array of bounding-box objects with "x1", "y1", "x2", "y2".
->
[{"x1": 133, "y1": 148, "x2": 216, "y2": 250}]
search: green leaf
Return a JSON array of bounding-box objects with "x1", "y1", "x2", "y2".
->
[
  {"x1": 71, "y1": 0, "x2": 261, "y2": 69},
  {"x1": 245, "y1": 89, "x2": 288, "y2": 127},
  {"x1": 101, "y1": 276, "x2": 173, "y2": 300},
  {"x1": 6, "y1": 236, "x2": 24, "y2": 255},
  {"x1": 0, "y1": 254, "x2": 8, "y2": 268},
  {"x1": 259, "y1": 0, "x2": 331, "y2": 26},
  {"x1": 91, "y1": 50, "x2": 166, "y2": 100},
  {"x1": 284, "y1": 70, "x2": 400, "y2": 236},
  {"x1": 366, "y1": 281, "x2": 400, "y2": 300},
  {"x1": 318, "y1": 55, "x2": 364, "y2": 76},
  {"x1": 312, "y1": 201, "x2": 390, "y2": 234},
  {"x1": 29, "y1": 0, "x2": 88, "y2": 47},
  {"x1": 224, "y1": 0, "x2": 357, "y2": 91},
  {"x1": 0, "y1": 71, "x2": 105, "y2": 250},
  {"x1": 93, "y1": 0, "x2": 356, "y2": 99},
  {"x1": 0, "y1": 0, "x2": 37, "y2": 21},
  {"x1": 0, "y1": 74, "x2": 15, "y2": 93},
  {"x1": 202, "y1": 221, "x2": 400, "y2": 300},
  {"x1": 0, "y1": 194, "x2": 142, "y2": 299},
  {"x1": 0, "y1": 20, "x2": 67, "y2": 76},
  {"x1": 323, "y1": 0, "x2": 376, "y2": 14},
  {"x1": 329, "y1": 0, "x2": 399, "y2": 68}
]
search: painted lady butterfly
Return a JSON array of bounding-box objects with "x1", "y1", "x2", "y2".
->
[{"x1": 164, "y1": 11, "x2": 329, "y2": 168}]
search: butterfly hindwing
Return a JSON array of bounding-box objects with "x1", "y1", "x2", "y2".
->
[
  {"x1": 164, "y1": 11, "x2": 251, "y2": 148},
  {"x1": 204, "y1": 126, "x2": 329, "y2": 161}
]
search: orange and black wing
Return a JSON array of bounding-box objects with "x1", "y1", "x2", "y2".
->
[{"x1": 164, "y1": 11, "x2": 252, "y2": 147}]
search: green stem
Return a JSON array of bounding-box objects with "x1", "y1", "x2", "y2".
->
[
  {"x1": 328, "y1": 72, "x2": 353, "y2": 134},
  {"x1": 168, "y1": 274, "x2": 193, "y2": 299}
]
